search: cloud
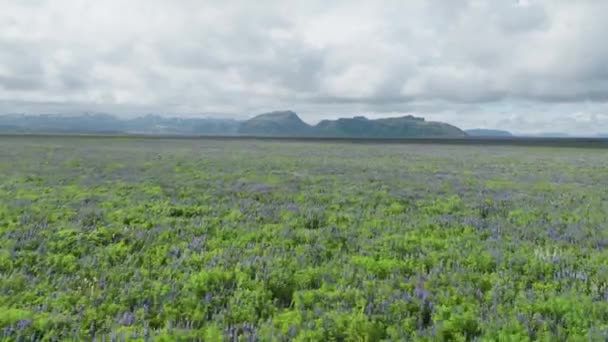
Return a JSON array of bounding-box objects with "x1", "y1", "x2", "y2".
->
[{"x1": 1, "y1": 0, "x2": 608, "y2": 133}]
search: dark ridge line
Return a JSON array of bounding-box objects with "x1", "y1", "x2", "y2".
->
[{"x1": 2, "y1": 133, "x2": 608, "y2": 148}]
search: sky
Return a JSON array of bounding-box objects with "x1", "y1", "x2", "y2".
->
[{"x1": 1, "y1": 0, "x2": 608, "y2": 134}]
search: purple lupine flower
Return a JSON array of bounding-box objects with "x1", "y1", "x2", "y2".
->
[
  {"x1": 16, "y1": 319, "x2": 32, "y2": 330},
  {"x1": 242, "y1": 323, "x2": 252, "y2": 334},
  {"x1": 98, "y1": 277, "x2": 107, "y2": 290},
  {"x1": 284, "y1": 203, "x2": 300, "y2": 213},
  {"x1": 168, "y1": 247, "x2": 182, "y2": 258},
  {"x1": 224, "y1": 326, "x2": 239, "y2": 342},
  {"x1": 365, "y1": 302, "x2": 374, "y2": 317},
  {"x1": 596, "y1": 240, "x2": 608, "y2": 249},
  {"x1": 414, "y1": 286, "x2": 430, "y2": 301},
  {"x1": 120, "y1": 312, "x2": 136, "y2": 326}
]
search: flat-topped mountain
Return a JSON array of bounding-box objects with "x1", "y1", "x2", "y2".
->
[
  {"x1": 239, "y1": 112, "x2": 466, "y2": 138},
  {"x1": 313, "y1": 115, "x2": 466, "y2": 138}
]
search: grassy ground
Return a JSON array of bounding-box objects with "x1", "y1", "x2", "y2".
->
[{"x1": 1, "y1": 137, "x2": 608, "y2": 340}]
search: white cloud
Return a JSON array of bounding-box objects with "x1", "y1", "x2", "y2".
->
[{"x1": 1, "y1": 0, "x2": 608, "y2": 133}]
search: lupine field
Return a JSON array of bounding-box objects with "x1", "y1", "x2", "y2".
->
[{"x1": 1, "y1": 136, "x2": 608, "y2": 341}]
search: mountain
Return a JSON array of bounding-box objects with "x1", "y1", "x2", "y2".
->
[
  {"x1": 0, "y1": 125, "x2": 27, "y2": 133},
  {"x1": 0, "y1": 111, "x2": 467, "y2": 138},
  {"x1": 124, "y1": 115, "x2": 240, "y2": 134},
  {"x1": 239, "y1": 112, "x2": 466, "y2": 138},
  {"x1": 527, "y1": 132, "x2": 570, "y2": 138},
  {"x1": 238, "y1": 111, "x2": 312, "y2": 136},
  {"x1": 315, "y1": 116, "x2": 372, "y2": 137},
  {"x1": 314, "y1": 115, "x2": 466, "y2": 138},
  {"x1": 0, "y1": 113, "x2": 126, "y2": 134},
  {"x1": 0, "y1": 113, "x2": 240, "y2": 135},
  {"x1": 465, "y1": 129, "x2": 513, "y2": 137}
]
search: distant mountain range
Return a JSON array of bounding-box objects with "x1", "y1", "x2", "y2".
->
[
  {"x1": 0, "y1": 111, "x2": 467, "y2": 138},
  {"x1": 2, "y1": 112, "x2": 604, "y2": 138},
  {"x1": 526, "y1": 132, "x2": 571, "y2": 138},
  {"x1": 0, "y1": 113, "x2": 241, "y2": 135},
  {"x1": 465, "y1": 129, "x2": 513, "y2": 137}
]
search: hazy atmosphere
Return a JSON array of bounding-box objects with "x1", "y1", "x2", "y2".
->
[{"x1": 2, "y1": 1, "x2": 608, "y2": 134}]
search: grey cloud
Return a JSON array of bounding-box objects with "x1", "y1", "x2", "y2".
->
[
  {"x1": 0, "y1": 75, "x2": 42, "y2": 90},
  {"x1": 0, "y1": 40, "x2": 44, "y2": 74},
  {"x1": 1, "y1": 0, "x2": 608, "y2": 133},
  {"x1": 497, "y1": 2, "x2": 549, "y2": 33},
  {"x1": 309, "y1": 95, "x2": 414, "y2": 105},
  {"x1": 0, "y1": 40, "x2": 46, "y2": 91}
]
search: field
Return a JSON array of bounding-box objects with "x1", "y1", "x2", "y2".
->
[{"x1": 1, "y1": 136, "x2": 608, "y2": 341}]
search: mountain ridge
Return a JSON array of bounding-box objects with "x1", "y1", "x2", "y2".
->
[
  {"x1": 0, "y1": 111, "x2": 466, "y2": 138},
  {"x1": 238, "y1": 111, "x2": 312, "y2": 136},
  {"x1": 465, "y1": 129, "x2": 513, "y2": 137},
  {"x1": 311, "y1": 115, "x2": 466, "y2": 138}
]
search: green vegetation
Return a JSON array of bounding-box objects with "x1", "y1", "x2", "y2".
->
[{"x1": 1, "y1": 136, "x2": 608, "y2": 340}]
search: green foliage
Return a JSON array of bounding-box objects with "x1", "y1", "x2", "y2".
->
[{"x1": 1, "y1": 137, "x2": 607, "y2": 340}]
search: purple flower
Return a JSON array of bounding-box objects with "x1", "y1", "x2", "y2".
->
[
  {"x1": 120, "y1": 312, "x2": 136, "y2": 326},
  {"x1": 204, "y1": 292, "x2": 214, "y2": 303},
  {"x1": 98, "y1": 278, "x2": 107, "y2": 290},
  {"x1": 189, "y1": 236, "x2": 206, "y2": 252},
  {"x1": 224, "y1": 326, "x2": 239, "y2": 341},
  {"x1": 414, "y1": 286, "x2": 430, "y2": 301},
  {"x1": 284, "y1": 203, "x2": 300, "y2": 213},
  {"x1": 3, "y1": 326, "x2": 13, "y2": 337},
  {"x1": 365, "y1": 302, "x2": 374, "y2": 316},
  {"x1": 168, "y1": 247, "x2": 182, "y2": 258},
  {"x1": 16, "y1": 319, "x2": 32, "y2": 330}
]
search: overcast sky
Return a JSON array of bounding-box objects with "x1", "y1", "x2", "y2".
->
[{"x1": 1, "y1": 1, "x2": 608, "y2": 133}]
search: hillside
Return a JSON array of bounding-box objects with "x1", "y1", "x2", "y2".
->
[
  {"x1": 238, "y1": 112, "x2": 466, "y2": 138},
  {"x1": 465, "y1": 129, "x2": 513, "y2": 137},
  {"x1": 313, "y1": 115, "x2": 467, "y2": 138},
  {"x1": 237, "y1": 111, "x2": 311, "y2": 136}
]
